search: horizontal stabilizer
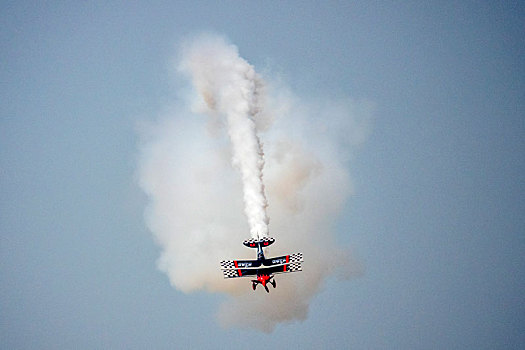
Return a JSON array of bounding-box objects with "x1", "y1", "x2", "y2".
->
[{"x1": 243, "y1": 237, "x2": 275, "y2": 248}]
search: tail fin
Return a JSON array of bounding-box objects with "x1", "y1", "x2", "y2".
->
[{"x1": 243, "y1": 237, "x2": 275, "y2": 248}]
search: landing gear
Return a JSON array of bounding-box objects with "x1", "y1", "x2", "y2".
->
[{"x1": 251, "y1": 276, "x2": 275, "y2": 292}]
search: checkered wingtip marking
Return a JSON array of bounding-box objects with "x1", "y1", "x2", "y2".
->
[
  {"x1": 287, "y1": 261, "x2": 302, "y2": 272},
  {"x1": 222, "y1": 269, "x2": 240, "y2": 278},
  {"x1": 289, "y1": 253, "x2": 303, "y2": 263},
  {"x1": 220, "y1": 260, "x2": 236, "y2": 269}
]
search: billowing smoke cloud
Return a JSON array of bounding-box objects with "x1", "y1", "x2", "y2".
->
[{"x1": 137, "y1": 34, "x2": 371, "y2": 332}]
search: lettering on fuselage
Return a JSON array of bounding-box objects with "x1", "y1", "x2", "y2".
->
[
  {"x1": 271, "y1": 258, "x2": 286, "y2": 264},
  {"x1": 236, "y1": 262, "x2": 253, "y2": 267}
]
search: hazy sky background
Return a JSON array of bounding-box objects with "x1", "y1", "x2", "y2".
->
[{"x1": 1, "y1": 1, "x2": 524, "y2": 349}]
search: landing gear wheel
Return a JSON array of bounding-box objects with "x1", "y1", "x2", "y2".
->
[
  {"x1": 252, "y1": 282, "x2": 256, "y2": 291},
  {"x1": 271, "y1": 280, "x2": 276, "y2": 288}
]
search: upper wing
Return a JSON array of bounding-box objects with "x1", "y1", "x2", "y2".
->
[
  {"x1": 262, "y1": 253, "x2": 303, "y2": 267},
  {"x1": 262, "y1": 253, "x2": 303, "y2": 275},
  {"x1": 220, "y1": 259, "x2": 261, "y2": 269},
  {"x1": 220, "y1": 259, "x2": 260, "y2": 279}
]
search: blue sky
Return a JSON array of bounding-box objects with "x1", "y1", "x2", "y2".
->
[{"x1": 1, "y1": 1, "x2": 524, "y2": 349}]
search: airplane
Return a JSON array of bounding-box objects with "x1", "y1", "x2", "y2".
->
[{"x1": 219, "y1": 236, "x2": 303, "y2": 293}]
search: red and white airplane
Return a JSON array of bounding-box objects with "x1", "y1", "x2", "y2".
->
[{"x1": 220, "y1": 236, "x2": 303, "y2": 293}]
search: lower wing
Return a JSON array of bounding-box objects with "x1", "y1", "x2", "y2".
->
[
  {"x1": 221, "y1": 267, "x2": 258, "y2": 279},
  {"x1": 262, "y1": 261, "x2": 303, "y2": 275}
]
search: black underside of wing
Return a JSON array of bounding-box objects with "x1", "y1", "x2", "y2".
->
[
  {"x1": 235, "y1": 259, "x2": 261, "y2": 268},
  {"x1": 261, "y1": 255, "x2": 289, "y2": 267}
]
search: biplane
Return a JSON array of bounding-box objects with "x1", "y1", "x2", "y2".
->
[{"x1": 219, "y1": 236, "x2": 303, "y2": 293}]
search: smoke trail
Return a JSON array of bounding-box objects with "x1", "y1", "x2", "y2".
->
[
  {"x1": 137, "y1": 34, "x2": 371, "y2": 331},
  {"x1": 179, "y1": 37, "x2": 269, "y2": 238}
]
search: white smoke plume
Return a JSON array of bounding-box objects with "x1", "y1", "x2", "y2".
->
[
  {"x1": 179, "y1": 37, "x2": 269, "y2": 238},
  {"x1": 137, "y1": 34, "x2": 371, "y2": 332}
]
